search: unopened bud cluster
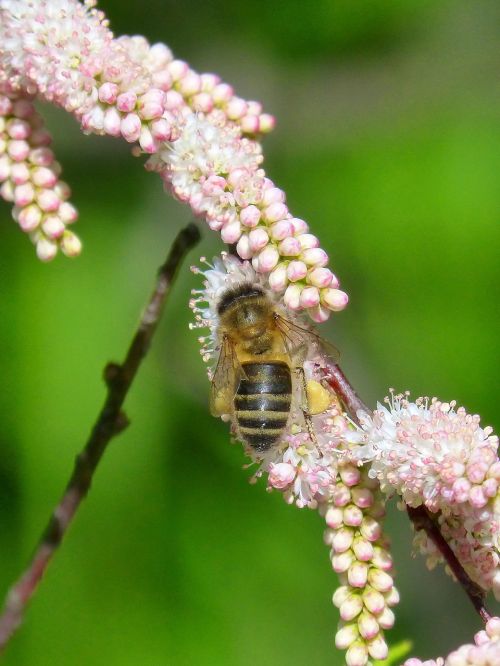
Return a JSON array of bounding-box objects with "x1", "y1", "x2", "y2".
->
[
  {"x1": 0, "y1": 92, "x2": 80, "y2": 260},
  {"x1": 323, "y1": 464, "x2": 398, "y2": 666}
]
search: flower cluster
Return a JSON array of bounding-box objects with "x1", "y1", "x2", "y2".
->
[
  {"x1": 0, "y1": 92, "x2": 80, "y2": 259},
  {"x1": 0, "y1": 0, "x2": 348, "y2": 321},
  {"x1": 405, "y1": 615, "x2": 500, "y2": 666},
  {"x1": 345, "y1": 392, "x2": 500, "y2": 598},
  {"x1": 326, "y1": 464, "x2": 398, "y2": 666},
  {"x1": 190, "y1": 253, "x2": 398, "y2": 664},
  {"x1": 151, "y1": 114, "x2": 348, "y2": 321}
]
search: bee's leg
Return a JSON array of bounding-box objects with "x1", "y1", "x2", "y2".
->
[{"x1": 294, "y1": 366, "x2": 318, "y2": 445}]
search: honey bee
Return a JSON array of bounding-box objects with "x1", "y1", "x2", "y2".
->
[{"x1": 210, "y1": 283, "x2": 340, "y2": 453}]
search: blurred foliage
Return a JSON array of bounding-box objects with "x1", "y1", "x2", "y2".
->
[{"x1": 0, "y1": 0, "x2": 499, "y2": 664}]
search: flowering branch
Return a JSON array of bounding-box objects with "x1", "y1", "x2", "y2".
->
[{"x1": 0, "y1": 222, "x2": 201, "y2": 653}]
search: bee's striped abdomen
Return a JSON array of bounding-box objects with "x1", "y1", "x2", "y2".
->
[{"x1": 235, "y1": 362, "x2": 292, "y2": 452}]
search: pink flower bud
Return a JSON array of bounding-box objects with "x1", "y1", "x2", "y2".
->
[
  {"x1": 351, "y1": 488, "x2": 374, "y2": 508},
  {"x1": 269, "y1": 219, "x2": 293, "y2": 241},
  {"x1": 308, "y1": 304, "x2": 331, "y2": 323},
  {"x1": 377, "y1": 606, "x2": 395, "y2": 630},
  {"x1": 179, "y1": 72, "x2": 202, "y2": 96},
  {"x1": 116, "y1": 91, "x2": 137, "y2": 113},
  {"x1": 103, "y1": 107, "x2": 122, "y2": 136},
  {"x1": 358, "y1": 612, "x2": 379, "y2": 640},
  {"x1": 307, "y1": 267, "x2": 334, "y2": 288},
  {"x1": 17, "y1": 204, "x2": 42, "y2": 231},
  {"x1": 29, "y1": 147, "x2": 54, "y2": 166},
  {"x1": 121, "y1": 114, "x2": 142, "y2": 143},
  {"x1": 325, "y1": 505, "x2": 344, "y2": 529},
  {"x1": 371, "y1": 546, "x2": 393, "y2": 571},
  {"x1": 278, "y1": 237, "x2": 301, "y2": 256},
  {"x1": 259, "y1": 113, "x2": 275, "y2": 133},
  {"x1": 367, "y1": 637, "x2": 388, "y2": 661},
  {"x1": 221, "y1": 220, "x2": 242, "y2": 244},
  {"x1": 212, "y1": 83, "x2": 233, "y2": 104},
  {"x1": 98, "y1": 82, "x2": 119, "y2": 104},
  {"x1": 164, "y1": 89, "x2": 184, "y2": 110},
  {"x1": 0, "y1": 96, "x2": 13, "y2": 115},
  {"x1": 348, "y1": 562, "x2": 368, "y2": 588},
  {"x1": 0, "y1": 180, "x2": 13, "y2": 201},
  {"x1": 297, "y1": 233, "x2": 320, "y2": 250},
  {"x1": 37, "y1": 189, "x2": 60, "y2": 212},
  {"x1": 362, "y1": 588, "x2": 385, "y2": 615},
  {"x1": 360, "y1": 517, "x2": 381, "y2": 542},
  {"x1": 0, "y1": 156, "x2": 10, "y2": 182},
  {"x1": 240, "y1": 115, "x2": 260, "y2": 133},
  {"x1": 287, "y1": 260, "x2": 307, "y2": 282},
  {"x1": 54, "y1": 181, "x2": 70, "y2": 200},
  {"x1": 30, "y1": 128, "x2": 52, "y2": 147},
  {"x1": 321, "y1": 287, "x2": 349, "y2": 311},
  {"x1": 340, "y1": 594, "x2": 363, "y2": 621},
  {"x1": 36, "y1": 237, "x2": 58, "y2": 262},
  {"x1": 299, "y1": 286, "x2": 320, "y2": 308},
  {"x1": 331, "y1": 550, "x2": 354, "y2": 573},
  {"x1": 240, "y1": 204, "x2": 261, "y2": 228},
  {"x1": 340, "y1": 466, "x2": 361, "y2": 487},
  {"x1": 236, "y1": 234, "x2": 252, "y2": 260},
  {"x1": 7, "y1": 118, "x2": 30, "y2": 140},
  {"x1": 332, "y1": 527, "x2": 354, "y2": 553},
  {"x1": 41, "y1": 216, "x2": 65, "y2": 239},
  {"x1": 384, "y1": 587, "x2": 400, "y2": 607},
  {"x1": 200, "y1": 73, "x2": 220, "y2": 91},
  {"x1": 289, "y1": 217, "x2": 309, "y2": 234},
  {"x1": 257, "y1": 246, "x2": 279, "y2": 272},
  {"x1": 247, "y1": 101, "x2": 263, "y2": 115},
  {"x1": 192, "y1": 92, "x2": 214, "y2": 113},
  {"x1": 346, "y1": 641, "x2": 369, "y2": 666},
  {"x1": 32, "y1": 166, "x2": 57, "y2": 188},
  {"x1": 343, "y1": 504, "x2": 363, "y2": 527},
  {"x1": 352, "y1": 538, "x2": 374, "y2": 562},
  {"x1": 58, "y1": 202, "x2": 78, "y2": 224},
  {"x1": 283, "y1": 284, "x2": 302, "y2": 310},
  {"x1": 150, "y1": 118, "x2": 172, "y2": 141},
  {"x1": 301, "y1": 247, "x2": 328, "y2": 267},
  {"x1": 248, "y1": 228, "x2": 269, "y2": 252},
  {"x1": 8, "y1": 140, "x2": 30, "y2": 161},
  {"x1": 332, "y1": 585, "x2": 350, "y2": 608},
  {"x1": 10, "y1": 163, "x2": 30, "y2": 185},
  {"x1": 268, "y1": 462, "x2": 295, "y2": 489},
  {"x1": 139, "y1": 126, "x2": 158, "y2": 153},
  {"x1": 14, "y1": 183, "x2": 35, "y2": 206},
  {"x1": 264, "y1": 202, "x2": 288, "y2": 223},
  {"x1": 226, "y1": 97, "x2": 248, "y2": 120},
  {"x1": 368, "y1": 569, "x2": 393, "y2": 593},
  {"x1": 335, "y1": 624, "x2": 359, "y2": 650},
  {"x1": 268, "y1": 263, "x2": 288, "y2": 292},
  {"x1": 60, "y1": 231, "x2": 82, "y2": 257},
  {"x1": 262, "y1": 187, "x2": 285, "y2": 206},
  {"x1": 334, "y1": 483, "x2": 352, "y2": 507}
]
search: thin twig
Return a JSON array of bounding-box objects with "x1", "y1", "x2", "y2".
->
[
  {"x1": 323, "y1": 361, "x2": 491, "y2": 623},
  {"x1": 0, "y1": 223, "x2": 201, "y2": 653}
]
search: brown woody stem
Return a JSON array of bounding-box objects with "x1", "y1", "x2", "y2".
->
[
  {"x1": 323, "y1": 361, "x2": 491, "y2": 624},
  {"x1": 0, "y1": 223, "x2": 201, "y2": 653}
]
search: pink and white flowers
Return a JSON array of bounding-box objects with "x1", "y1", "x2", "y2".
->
[{"x1": 0, "y1": 0, "x2": 348, "y2": 320}]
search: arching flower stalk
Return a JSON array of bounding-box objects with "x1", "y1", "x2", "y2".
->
[{"x1": 0, "y1": 0, "x2": 348, "y2": 321}]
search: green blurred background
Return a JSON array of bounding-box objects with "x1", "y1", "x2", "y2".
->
[{"x1": 0, "y1": 0, "x2": 499, "y2": 663}]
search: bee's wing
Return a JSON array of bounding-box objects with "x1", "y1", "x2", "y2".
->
[
  {"x1": 274, "y1": 313, "x2": 340, "y2": 365},
  {"x1": 210, "y1": 335, "x2": 243, "y2": 417}
]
